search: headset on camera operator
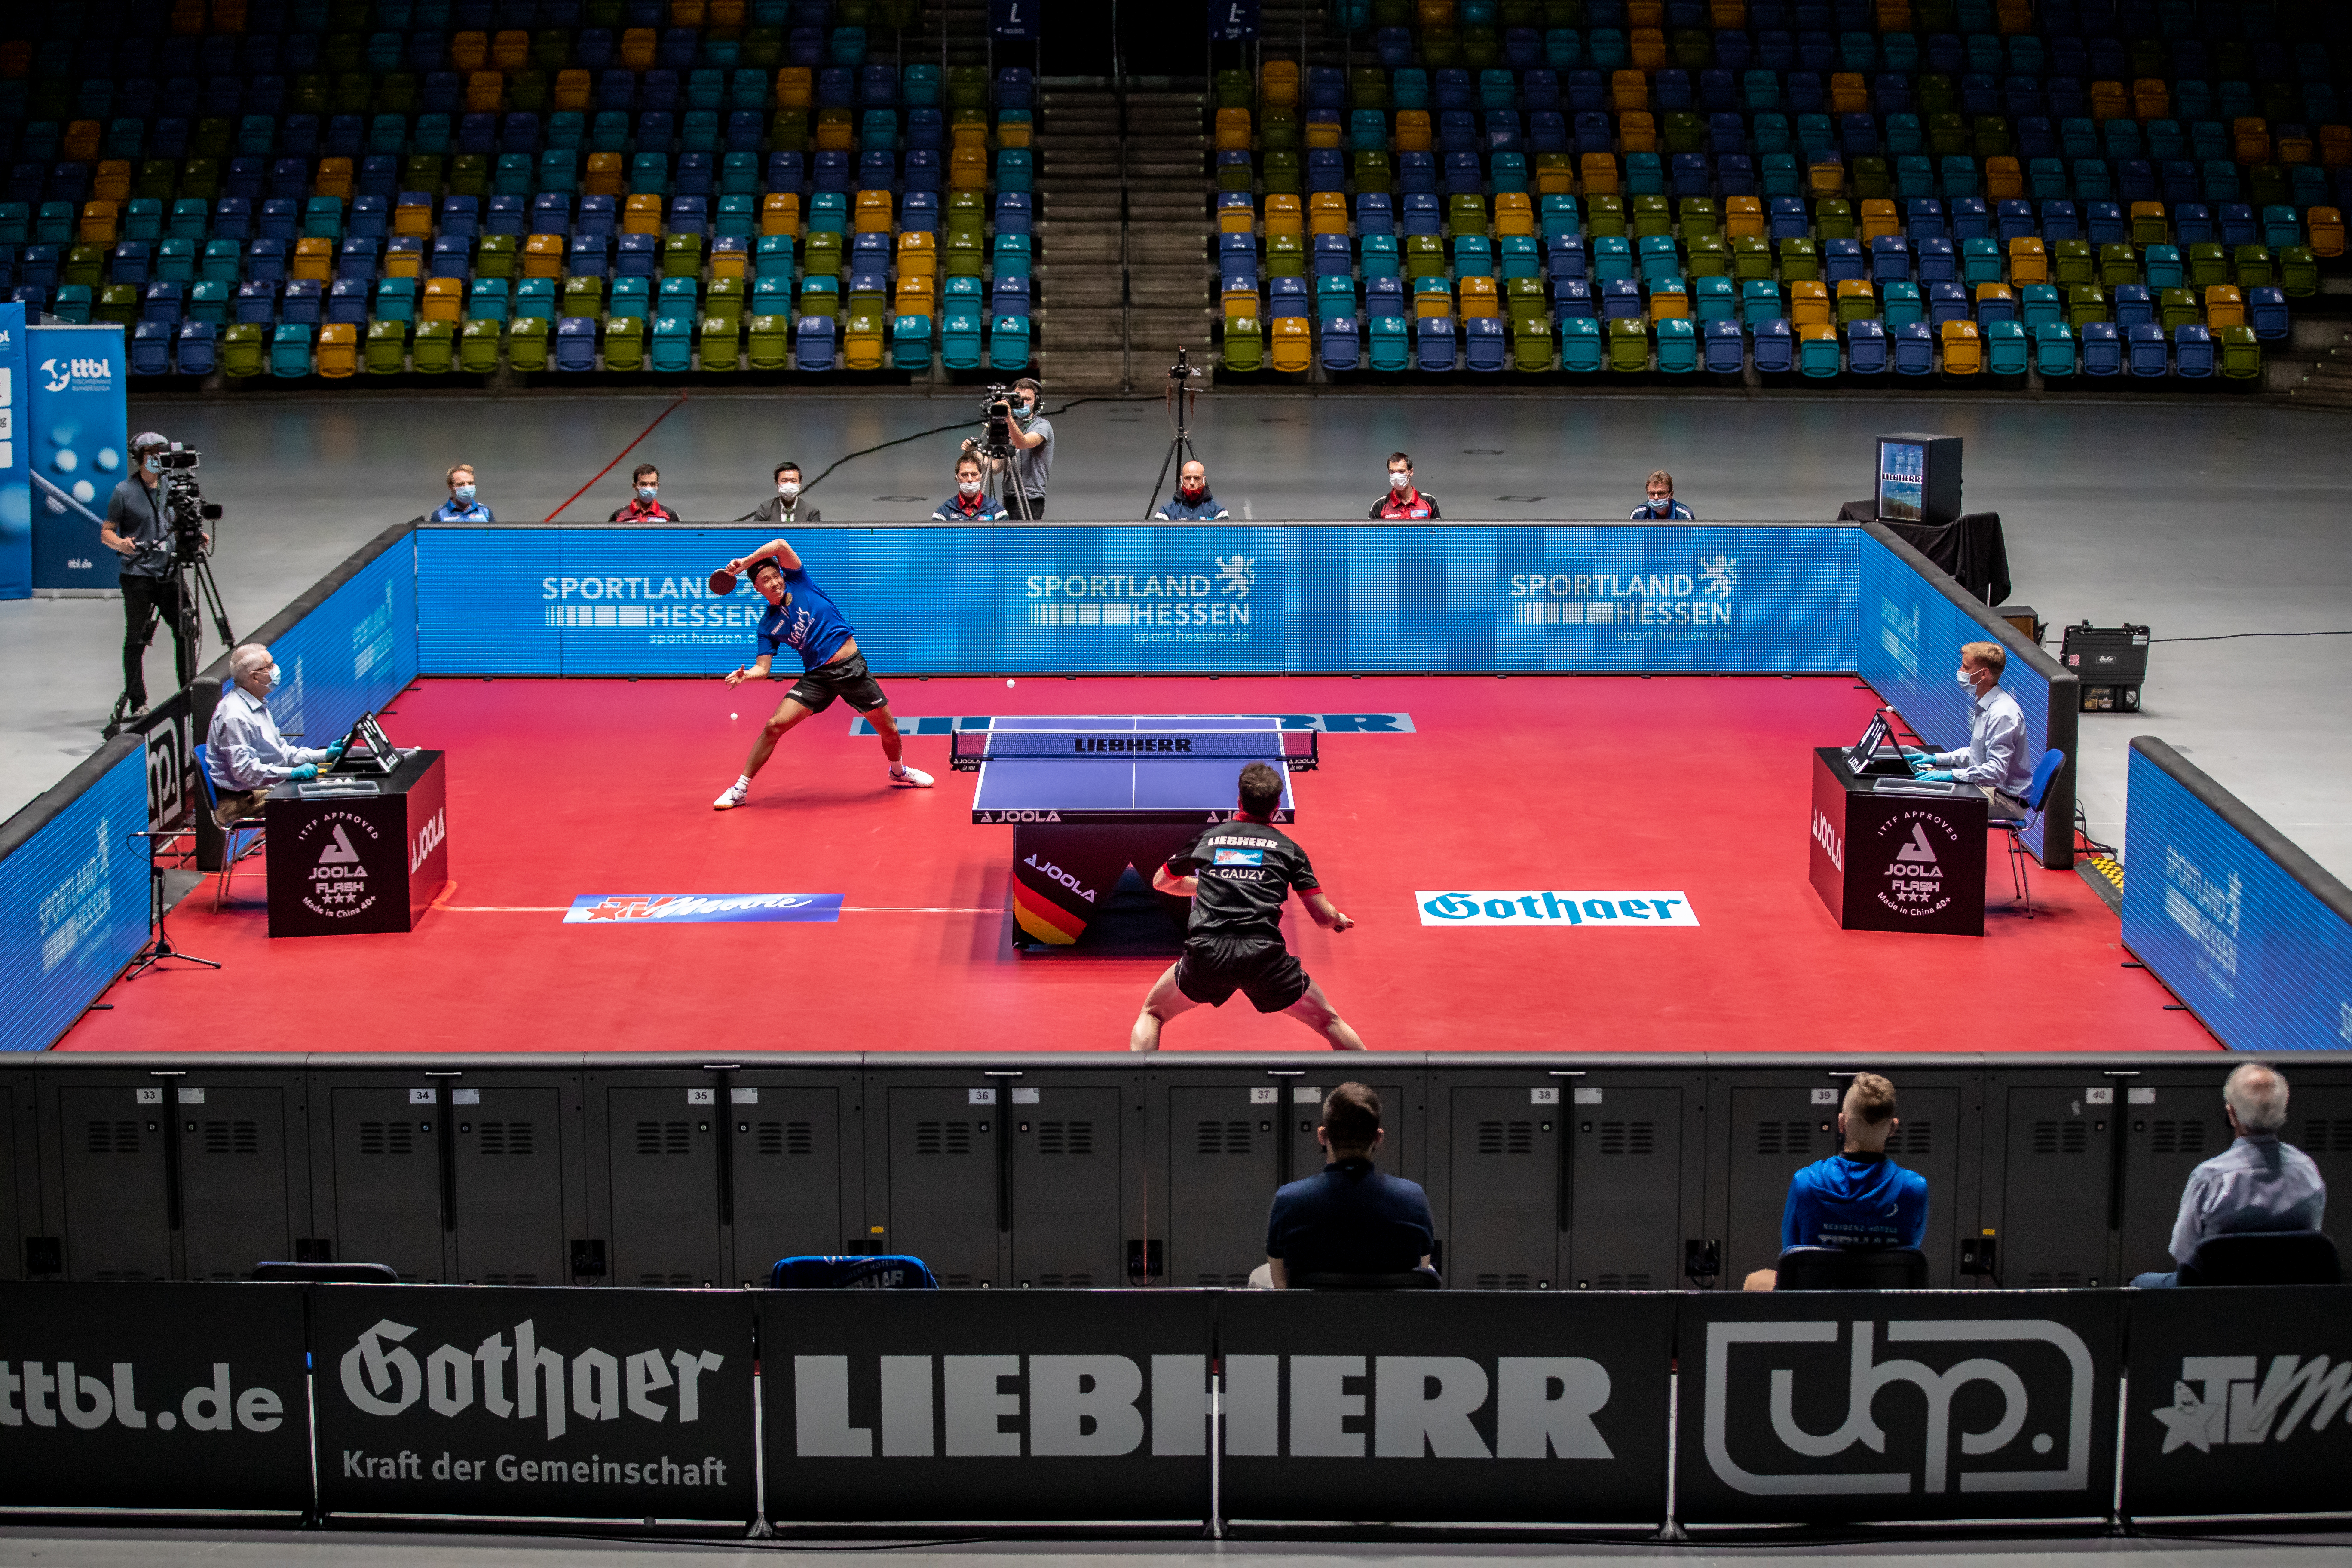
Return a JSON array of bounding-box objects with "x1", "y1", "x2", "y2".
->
[
  {"x1": 960, "y1": 377, "x2": 1051, "y2": 519},
  {"x1": 101, "y1": 432, "x2": 209, "y2": 720}
]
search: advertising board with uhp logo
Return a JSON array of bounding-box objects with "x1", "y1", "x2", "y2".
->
[
  {"x1": 1676, "y1": 1291, "x2": 2122, "y2": 1523},
  {"x1": 314, "y1": 1284, "x2": 755, "y2": 1524}
]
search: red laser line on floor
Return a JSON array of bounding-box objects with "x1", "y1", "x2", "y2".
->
[{"x1": 542, "y1": 393, "x2": 689, "y2": 523}]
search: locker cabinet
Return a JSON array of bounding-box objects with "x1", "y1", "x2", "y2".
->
[
  {"x1": 176, "y1": 1083, "x2": 294, "y2": 1280},
  {"x1": 451, "y1": 1085, "x2": 568, "y2": 1285},
  {"x1": 1566, "y1": 1081, "x2": 1687, "y2": 1291},
  {"x1": 1008, "y1": 1084, "x2": 1124, "y2": 1287},
  {"x1": 604, "y1": 1085, "x2": 722, "y2": 1286},
  {"x1": 1990, "y1": 1079, "x2": 2116, "y2": 1288},
  {"x1": 883, "y1": 1084, "x2": 1003, "y2": 1287},
  {"x1": 1163, "y1": 1084, "x2": 1284, "y2": 1288},
  {"x1": 1444, "y1": 1084, "x2": 1561, "y2": 1290},
  {"x1": 327, "y1": 1085, "x2": 447, "y2": 1280},
  {"x1": 729, "y1": 1083, "x2": 849, "y2": 1283},
  {"x1": 59, "y1": 1084, "x2": 173, "y2": 1280}
]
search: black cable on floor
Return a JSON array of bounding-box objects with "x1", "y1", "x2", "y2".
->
[
  {"x1": 797, "y1": 396, "x2": 1139, "y2": 497},
  {"x1": 2149, "y1": 630, "x2": 2352, "y2": 643}
]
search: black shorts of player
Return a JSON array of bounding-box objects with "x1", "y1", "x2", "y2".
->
[
  {"x1": 1175, "y1": 935, "x2": 1311, "y2": 1014},
  {"x1": 786, "y1": 650, "x2": 889, "y2": 715}
]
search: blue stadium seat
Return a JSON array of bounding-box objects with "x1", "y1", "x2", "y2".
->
[
  {"x1": 2079, "y1": 319, "x2": 2122, "y2": 376},
  {"x1": 1321, "y1": 315, "x2": 1360, "y2": 371},
  {"x1": 174, "y1": 319, "x2": 217, "y2": 376},
  {"x1": 1751, "y1": 317, "x2": 1794, "y2": 373},
  {"x1": 1415, "y1": 313, "x2": 1457, "y2": 371},
  {"x1": 1892, "y1": 319, "x2": 1935, "y2": 374},
  {"x1": 1846, "y1": 318, "x2": 1889, "y2": 373},
  {"x1": 1464, "y1": 315, "x2": 1507, "y2": 372},
  {"x1": 2126, "y1": 321, "x2": 2168, "y2": 376},
  {"x1": 2172, "y1": 323, "x2": 2214, "y2": 378}
]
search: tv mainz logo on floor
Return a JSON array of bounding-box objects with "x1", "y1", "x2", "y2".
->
[
  {"x1": 2151, "y1": 1353, "x2": 2352, "y2": 1453},
  {"x1": 1703, "y1": 1319, "x2": 2095, "y2": 1496}
]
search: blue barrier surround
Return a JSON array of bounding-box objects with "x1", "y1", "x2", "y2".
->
[
  {"x1": 0, "y1": 738, "x2": 153, "y2": 1053},
  {"x1": 2123, "y1": 738, "x2": 2352, "y2": 1052}
]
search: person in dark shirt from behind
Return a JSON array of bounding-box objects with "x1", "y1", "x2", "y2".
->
[
  {"x1": 1746, "y1": 1070, "x2": 1929, "y2": 1289},
  {"x1": 1263, "y1": 1083, "x2": 1436, "y2": 1287}
]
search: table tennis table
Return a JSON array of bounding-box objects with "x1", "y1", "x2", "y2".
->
[{"x1": 957, "y1": 716, "x2": 1314, "y2": 948}]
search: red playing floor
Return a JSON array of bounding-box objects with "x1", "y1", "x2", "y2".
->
[{"x1": 59, "y1": 675, "x2": 2215, "y2": 1055}]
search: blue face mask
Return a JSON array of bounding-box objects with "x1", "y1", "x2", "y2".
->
[
  {"x1": 143, "y1": 456, "x2": 162, "y2": 475},
  {"x1": 453, "y1": 484, "x2": 475, "y2": 502},
  {"x1": 266, "y1": 662, "x2": 283, "y2": 690},
  {"x1": 637, "y1": 486, "x2": 658, "y2": 502}
]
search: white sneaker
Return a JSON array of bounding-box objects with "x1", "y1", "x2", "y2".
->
[
  {"x1": 713, "y1": 781, "x2": 748, "y2": 810},
  {"x1": 889, "y1": 764, "x2": 934, "y2": 788}
]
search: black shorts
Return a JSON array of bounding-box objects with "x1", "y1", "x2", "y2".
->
[
  {"x1": 785, "y1": 650, "x2": 889, "y2": 715},
  {"x1": 1176, "y1": 935, "x2": 1310, "y2": 1014}
]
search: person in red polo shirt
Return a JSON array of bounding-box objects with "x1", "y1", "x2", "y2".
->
[
  {"x1": 609, "y1": 462, "x2": 680, "y2": 524},
  {"x1": 1368, "y1": 451, "x2": 1440, "y2": 520}
]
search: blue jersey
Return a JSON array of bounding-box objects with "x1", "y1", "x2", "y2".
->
[
  {"x1": 755, "y1": 563, "x2": 856, "y2": 671},
  {"x1": 1265, "y1": 1158, "x2": 1435, "y2": 1276},
  {"x1": 1782, "y1": 1152, "x2": 1929, "y2": 1250}
]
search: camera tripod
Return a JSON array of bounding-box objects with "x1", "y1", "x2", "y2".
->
[
  {"x1": 1143, "y1": 348, "x2": 1200, "y2": 520},
  {"x1": 976, "y1": 437, "x2": 1038, "y2": 521},
  {"x1": 122, "y1": 827, "x2": 222, "y2": 982}
]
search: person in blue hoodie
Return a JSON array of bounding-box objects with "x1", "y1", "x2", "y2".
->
[
  {"x1": 1747, "y1": 1071, "x2": 1929, "y2": 1289},
  {"x1": 1154, "y1": 460, "x2": 1230, "y2": 520}
]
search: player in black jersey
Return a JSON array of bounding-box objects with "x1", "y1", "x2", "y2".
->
[{"x1": 1129, "y1": 761, "x2": 1367, "y2": 1052}]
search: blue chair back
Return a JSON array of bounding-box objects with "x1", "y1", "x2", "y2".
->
[
  {"x1": 2023, "y1": 746, "x2": 2066, "y2": 816},
  {"x1": 769, "y1": 1254, "x2": 939, "y2": 1289}
]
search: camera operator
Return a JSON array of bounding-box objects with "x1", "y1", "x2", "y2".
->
[
  {"x1": 101, "y1": 431, "x2": 203, "y2": 720},
  {"x1": 961, "y1": 377, "x2": 1051, "y2": 519}
]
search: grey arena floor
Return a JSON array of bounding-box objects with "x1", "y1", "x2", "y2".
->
[
  {"x1": 2, "y1": 1524, "x2": 2348, "y2": 1568},
  {"x1": 3, "y1": 388, "x2": 2348, "y2": 883}
]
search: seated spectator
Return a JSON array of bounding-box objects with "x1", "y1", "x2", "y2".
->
[
  {"x1": 1260, "y1": 1083, "x2": 1435, "y2": 1287},
  {"x1": 429, "y1": 462, "x2": 493, "y2": 522},
  {"x1": 2133, "y1": 1063, "x2": 2326, "y2": 1287},
  {"x1": 1746, "y1": 1071, "x2": 1928, "y2": 1290},
  {"x1": 1369, "y1": 451, "x2": 1440, "y2": 519},
  {"x1": 746, "y1": 459, "x2": 820, "y2": 525},
  {"x1": 933, "y1": 454, "x2": 1009, "y2": 521},
  {"x1": 609, "y1": 462, "x2": 680, "y2": 524},
  {"x1": 1155, "y1": 460, "x2": 1229, "y2": 520},
  {"x1": 1633, "y1": 469, "x2": 1694, "y2": 520}
]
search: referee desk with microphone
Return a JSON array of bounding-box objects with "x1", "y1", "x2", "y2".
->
[{"x1": 261, "y1": 714, "x2": 451, "y2": 939}]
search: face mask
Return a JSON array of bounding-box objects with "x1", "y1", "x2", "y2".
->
[
  {"x1": 144, "y1": 456, "x2": 162, "y2": 475},
  {"x1": 778, "y1": 481, "x2": 800, "y2": 499},
  {"x1": 1014, "y1": 405, "x2": 1035, "y2": 426},
  {"x1": 1648, "y1": 496, "x2": 1670, "y2": 512},
  {"x1": 266, "y1": 662, "x2": 282, "y2": 690},
  {"x1": 453, "y1": 484, "x2": 475, "y2": 502},
  {"x1": 1957, "y1": 669, "x2": 1977, "y2": 691},
  {"x1": 636, "y1": 486, "x2": 657, "y2": 502},
  {"x1": 1180, "y1": 483, "x2": 1205, "y2": 499},
  {"x1": 1389, "y1": 472, "x2": 1411, "y2": 492},
  {"x1": 959, "y1": 478, "x2": 982, "y2": 497}
]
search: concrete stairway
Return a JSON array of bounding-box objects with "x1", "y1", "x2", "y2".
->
[{"x1": 1122, "y1": 91, "x2": 1213, "y2": 387}]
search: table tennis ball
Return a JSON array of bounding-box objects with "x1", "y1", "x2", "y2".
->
[
  {"x1": 729, "y1": 712, "x2": 738, "y2": 720},
  {"x1": 1007, "y1": 679, "x2": 1016, "y2": 687}
]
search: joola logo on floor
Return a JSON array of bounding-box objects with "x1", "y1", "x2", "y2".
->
[
  {"x1": 1418, "y1": 891, "x2": 1698, "y2": 927},
  {"x1": 2151, "y1": 1354, "x2": 2352, "y2": 1452},
  {"x1": 563, "y1": 894, "x2": 844, "y2": 924}
]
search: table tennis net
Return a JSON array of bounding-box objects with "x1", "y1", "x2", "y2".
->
[{"x1": 951, "y1": 729, "x2": 1311, "y2": 766}]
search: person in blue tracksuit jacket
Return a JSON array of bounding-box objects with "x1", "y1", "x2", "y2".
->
[{"x1": 1748, "y1": 1071, "x2": 1929, "y2": 1289}]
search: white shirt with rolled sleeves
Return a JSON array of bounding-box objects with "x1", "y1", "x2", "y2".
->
[
  {"x1": 1932, "y1": 683, "x2": 2034, "y2": 796},
  {"x1": 206, "y1": 684, "x2": 329, "y2": 793},
  {"x1": 2168, "y1": 1134, "x2": 2328, "y2": 1265}
]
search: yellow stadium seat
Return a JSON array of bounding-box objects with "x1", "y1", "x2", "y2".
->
[
  {"x1": 2132, "y1": 78, "x2": 2169, "y2": 120},
  {"x1": 619, "y1": 28, "x2": 657, "y2": 70},
  {"x1": 1305, "y1": 119, "x2": 1342, "y2": 149},
  {"x1": 1859, "y1": 198, "x2": 1899, "y2": 241},
  {"x1": 1788, "y1": 278, "x2": 1831, "y2": 325},
  {"x1": 2008, "y1": 235, "x2": 2047, "y2": 283},
  {"x1": 92, "y1": 158, "x2": 131, "y2": 202},
  {"x1": 421, "y1": 277, "x2": 465, "y2": 322},
  {"x1": 2203, "y1": 284, "x2": 2245, "y2": 328},
  {"x1": 492, "y1": 29, "x2": 530, "y2": 70},
  {"x1": 316, "y1": 322, "x2": 358, "y2": 378},
  {"x1": 622, "y1": 194, "x2": 664, "y2": 235},
  {"x1": 815, "y1": 109, "x2": 855, "y2": 151},
  {"x1": 843, "y1": 311, "x2": 884, "y2": 370},
  {"x1": 1310, "y1": 192, "x2": 1349, "y2": 234},
  {"x1": 1619, "y1": 112, "x2": 1657, "y2": 153},
  {"x1": 949, "y1": 146, "x2": 988, "y2": 190},
  {"x1": 1494, "y1": 193, "x2": 1534, "y2": 236},
  {"x1": 466, "y1": 72, "x2": 504, "y2": 113},
  {"x1": 1394, "y1": 110, "x2": 1432, "y2": 152},
  {"x1": 584, "y1": 152, "x2": 624, "y2": 195},
  {"x1": 854, "y1": 191, "x2": 893, "y2": 233},
  {"x1": 2309, "y1": 206, "x2": 2344, "y2": 258},
  {"x1": 79, "y1": 200, "x2": 120, "y2": 245},
  {"x1": 450, "y1": 31, "x2": 489, "y2": 70},
  {"x1": 1215, "y1": 107, "x2": 1253, "y2": 151},
  {"x1": 392, "y1": 199, "x2": 434, "y2": 237},
  {"x1": 1809, "y1": 160, "x2": 1846, "y2": 196},
  {"x1": 1983, "y1": 156, "x2": 2023, "y2": 199},
  {"x1": 1580, "y1": 153, "x2": 1620, "y2": 193},
  {"x1": 775, "y1": 68, "x2": 812, "y2": 108},
  {"x1": 1261, "y1": 60, "x2": 1300, "y2": 107},
  {"x1": 1222, "y1": 286, "x2": 1260, "y2": 318},
  {"x1": 1459, "y1": 276, "x2": 1500, "y2": 317},
  {"x1": 1269, "y1": 316, "x2": 1312, "y2": 372},
  {"x1": 522, "y1": 234, "x2": 565, "y2": 277},
  {"x1": 1975, "y1": 281, "x2": 2014, "y2": 317},
  {"x1": 1612, "y1": 70, "x2": 1648, "y2": 114},
  {"x1": 2088, "y1": 80, "x2": 2127, "y2": 121},
  {"x1": 1649, "y1": 280, "x2": 1690, "y2": 319},
  {"x1": 1830, "y1": 73, "x2": 1869, "y2": 114},
  {"x1": 290, "y1": 236, "x2": 332, "y2": 280},
  {"x1": 1263, "y1": 194, "x2": 1303, "y2": 236},
  {"x1": 1939, "y1": 317, "x2": 1982, "y2": 372},
  {"x1": 1724, "y1": 196, "x2": 1764, "y2": 238},
  {"x1": 762, "y1": 193, "x2": 802, "y2": 234}
]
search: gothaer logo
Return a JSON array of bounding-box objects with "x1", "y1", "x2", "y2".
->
[
  {"x1": 2151, "y1": 1354, "x2": 2352, "y2": 1452},
  {"x1": 1703, "y1": 1318, "x2": 2095, "y2": 1496}
]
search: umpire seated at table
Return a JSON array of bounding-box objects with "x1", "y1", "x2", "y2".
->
[
  {"x1": 205, "y1": 643, "x2": 343, "y2": 827},
  {"x1": 1902, "y1": 640, "x2": 2035, "y2": 811},
  {"x1": 2132, "y1": 1063, "x2": 2328, "y2": 1287},
  {"x1": 1256, "y1": 1083, "x2": 1436, "y2": 1288},
  {"x1": 1745, "y1": 1072, "x2": 1928, "y2": 1290}
]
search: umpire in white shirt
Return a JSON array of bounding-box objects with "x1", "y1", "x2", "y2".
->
[
  {"x1": 205, "y1": 643, "x2": 343, "y2": 827},
  {"x1": 2133, "y1": 1063, "x2": 2327, "y2": 1286},
  {"x1": 1904, "y1": 640, "x2": 2034, "y2": 810}
]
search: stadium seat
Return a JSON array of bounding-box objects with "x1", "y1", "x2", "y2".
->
[
  {"x1": 1557, "y1": 314, "x2": 1603, "y2": 374},
  {"x1": 268, "y1": 321, "x2": 312, "y2": 377}
]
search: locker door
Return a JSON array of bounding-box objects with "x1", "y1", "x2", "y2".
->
[
  {"x1": 1164, "y1": 1086, "x2": 1281, "y2": 1288},
  {"x1": 1566, "y1": 1086, "x2": 1682, "y2": 1291},
  {"x1": 1009, "y1": 1086, "x2": 1123, "y2": 1288},
  {"x1": 1725, "y1": 1087, "x2": 1837, "y2": 1283},
  {"x1": 2117, "y1": 1086, "x2": 2232, "y2": 1277},
  {"x1": 2282, "y1": 1085, "x2": 2352, "y2": 1261},
  {"x1": 60, "y1": 1087, "x2": 172, "y2": 1281},
  {"x1": 1446, "y1": 1087, "x2": 1559, "y2": 1290},
  {"x1": 1881, "y1": 1087, "x2": 1961, "y2": 1286},
  {"x1": 0, "y1": 1086, "x2": 22, "y2": 1281},
  {"x1": 884, "y1": 1086, "x2": 1001, "y2": 1287},
  {"x1": 330, "y1": 1087, "x2": 445, "y2": 1281},
  {"x1": 1286, "y1": 1079, "x2": 1411, "y2": 1179},
  {"x1": 1996, "y1": 1084, "x2": 2115, "y2": 1288},
  {"x1": 606, "y1": 1088, "x2": 721, "y2": 1287},
  {"x1": 731, "y1": 1087, "x2": 845, "y2": 1277},
  {"x1": 178, "y1": 1086, "x2": 291, "y2": 1280},
  {"x1": 453, "y1": 1087, "x2": 567, "y2": 1285}
]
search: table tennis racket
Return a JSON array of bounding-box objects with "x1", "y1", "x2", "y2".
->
[{"x1": 708, "y1": 566, "x2": 738, "y2": 595}]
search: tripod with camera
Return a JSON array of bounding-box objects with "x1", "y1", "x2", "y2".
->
[
  {"x1": 969, "y1": 385, "x2": 1037, "y2": 521},
  {"x1": 1143, "y1": 348, "x2": 1200, "y2": 520},
  {"x1": 103, "y1": 447, "x2": 234, "y2": 741}
]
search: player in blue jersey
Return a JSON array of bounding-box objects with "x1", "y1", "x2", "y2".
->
[{"x1": 710, "y1": 539, "x2": 932, "y2": 809}]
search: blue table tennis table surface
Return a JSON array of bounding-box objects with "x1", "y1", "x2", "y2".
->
[{"x1": 968, "y1": 717, "x2": 1296, "y2": 825}]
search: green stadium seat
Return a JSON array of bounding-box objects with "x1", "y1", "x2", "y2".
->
[
  {"x1": 411, "y1": 318, "x2": 456, "y2": 374},
  {"x1": 603, "y1": 315, "x2": 648, "y2": 371},
  {"x1": 459, "y1": 319, "x2": 504, "y2": 374}
]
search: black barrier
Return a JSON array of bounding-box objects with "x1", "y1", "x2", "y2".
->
[
  {"x1": 1675, "y1": 1290, "x2": 2124, "y2": 1525},
  {"x1": 2122, "y1": 1284, "x2": 2352, "y2": 1521},
  {"x1": 0, "y1": 1282, "x2": 311, "y2": 1514},
  {"x1": 312, "y1": 1284, "x2": 755, "y2": 1525},
  {"x1": 760, "y1": 1289, "x2": 1216, "y2": 1524},
  {"x1": 1218, "y1": 1291, "x2": 1672, "y2": 1525}
]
